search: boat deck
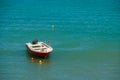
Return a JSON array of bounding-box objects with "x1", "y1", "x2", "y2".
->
[{"x1": 26, "y1": 42, "x2": 52, "y2": 53}]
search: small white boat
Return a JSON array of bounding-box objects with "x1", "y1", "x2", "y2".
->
[{"x1": 26, "y1": 40, "x2": 53, "y2": 58}]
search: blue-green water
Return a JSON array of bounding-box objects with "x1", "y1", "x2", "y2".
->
[{"x1": 0, "y1": 0, "x2": 120, "y2": 80}]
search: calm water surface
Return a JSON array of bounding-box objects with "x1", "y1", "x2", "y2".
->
[{"x1": 0, "y1": 0, "x2": 120, "y2": 80}]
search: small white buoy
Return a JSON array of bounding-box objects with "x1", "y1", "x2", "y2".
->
[{"x1": 52, "y1": 24, "x2": 54, "y2": 31}]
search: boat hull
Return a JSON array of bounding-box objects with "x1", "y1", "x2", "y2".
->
[{"x1": 26, "y1": 45, "x2": 51, "y2": 58}]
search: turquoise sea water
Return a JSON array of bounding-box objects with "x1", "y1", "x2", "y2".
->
[{"x1": 0, "y1": 0, "x2": 120, "y2": 80}]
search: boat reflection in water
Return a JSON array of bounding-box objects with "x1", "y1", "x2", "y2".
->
[{"x1": 25, "y1": 50, "x2": 52, "y2": 64}]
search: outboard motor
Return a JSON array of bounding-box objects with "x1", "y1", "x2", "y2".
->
[{"x1": 32, "y1": 39, "x2": 38, "y2": 44}]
